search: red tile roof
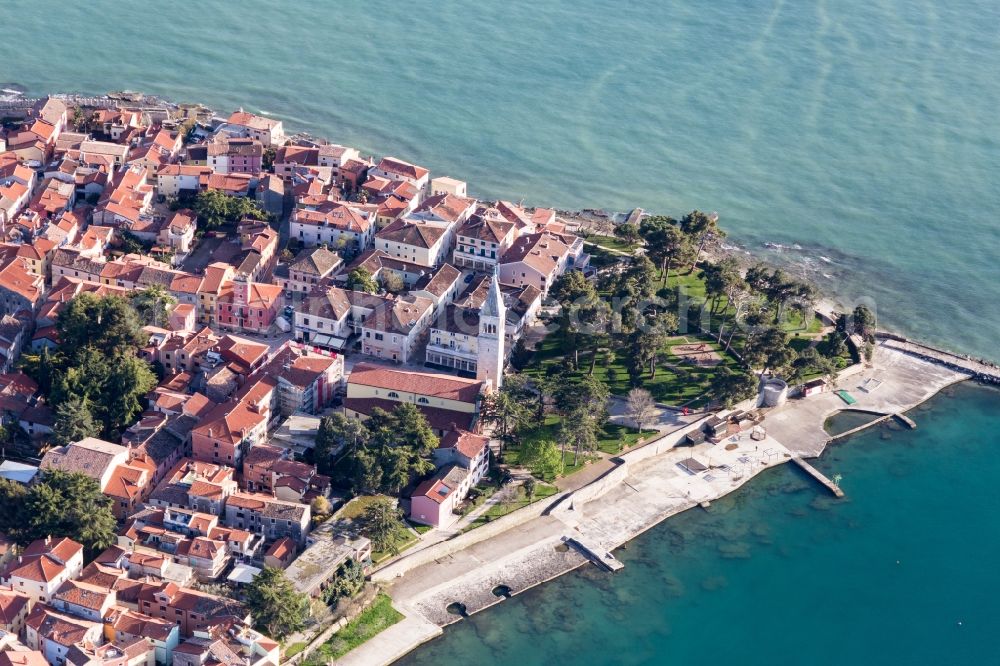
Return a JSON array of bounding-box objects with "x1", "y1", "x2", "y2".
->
[{"x1": 349, "y1": 362, "x2": 483, "y2": 403}]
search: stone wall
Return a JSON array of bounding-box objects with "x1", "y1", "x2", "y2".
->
[{"x1": 371, "y1": 491, "x2": 565, "y2": 582}]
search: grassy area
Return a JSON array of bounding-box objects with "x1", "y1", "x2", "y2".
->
[
  {"x1": 284, "y1": 642, "x2": 307, "y2": 658},
  {"x1": 335, "y1": 495, "x2": 395, "y2": 521},
  {"x1": 583, "y1": 234, "x2": 639, "y2": 253},
  {"x1": 504, "y1": 417, "x2": 652, "y2": 478},
  {"x1": 371, "y1": 526, "x2": 417, "y2": 564},
  {"x1": 407, "y1": 521, "x2": 433, "y2": 535},
  {"x1": 334, "y1": 495, "x2": 417, "y2": 564},
  {"x1": 597, "y1": 423, "x2": 656, "y2": 454},
  {"x1": 586, "y1": 245, "x2": 627, "y2": 269},
  {"x1": 310, "y1": 594, "x2": 403, "y2": 662},
  {"x1": 462, "y1": 483, "x2": 558, "y2": 532},
  {"x1": 522, "y1": 332, "x2": 743, "y2": 408}
]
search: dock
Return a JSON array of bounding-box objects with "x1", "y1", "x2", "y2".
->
[
  {"x1": 894, "y1": 413, "x2": 917, "y2": 429},
  {"x1": 792, "y1": 457, "x2": 845, "y2": 498},
  {"x1": 567, "y1": 537, "x2": 624, "y2": 572}
]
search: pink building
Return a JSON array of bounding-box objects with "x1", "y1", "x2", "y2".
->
[
  {"x1": 216, "y1": 275, "x2": 284, "y2": 335},
  {"x1": 169, "y1": 303, "x2": 196, "y2": 331},
  {"x1": 410, "y1": 466, "x2": 472, "y2": 529}
]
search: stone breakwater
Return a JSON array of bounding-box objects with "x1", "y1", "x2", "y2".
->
[{"x1": 876, "y1": 332, "x2": 1000, "y2": 386}]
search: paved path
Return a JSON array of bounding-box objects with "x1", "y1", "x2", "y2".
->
[
  {"x1": 881, "y1": 338, "x2": 999, "y2": 381},
  {"x1": 607, "y1": 395, "x2": 704, "y2": 432},
  {"x1": 334, "y1": 610, "x2": 441, "y2": 666}
]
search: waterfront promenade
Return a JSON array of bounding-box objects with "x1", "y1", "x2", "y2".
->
[{"x1": 334, "y1": 341, "x2": 976, "y2": 665}]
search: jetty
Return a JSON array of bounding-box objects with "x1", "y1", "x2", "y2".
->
[
  {"x1": 792, "y1": 457, "x2": 845, "y2": 498},
  {"x1": 568, "y1": 536, "x2": 625, "y2": 572},
  {"x1": 879, "y1": 335, "x2": 1000, "y2": 385}
]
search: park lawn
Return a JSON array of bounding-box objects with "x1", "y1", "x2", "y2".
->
[
  {"x1": 662, "y1": 267, "x2": 708, "y2": 304},
  {"x1": 782, "y1": 311, "x2": 825, "y2": 335},
  {"x1": 463, "y1": 483, "x2": 558, "y2": 532},
  {"x1": 506, "y1": 417, "x2": 651, "y2": 474},
  {"x1": 598, "y1": 423, "x2": 656, "y2": 454},
  {"x1": 522, "y1": 332, "x2": 743, "y2": 408},
  {"x1": 584, "y1": 234, "x2": 639, "y2": 253},
  {"x1": 315, "y1": 594, "x2": 403, "y2": 661}
]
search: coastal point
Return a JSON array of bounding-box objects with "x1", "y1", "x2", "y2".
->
[{"x1": 0, "y1": 80, "x2": 995, "y2": 666}]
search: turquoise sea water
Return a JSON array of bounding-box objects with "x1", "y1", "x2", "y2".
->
[
  {"x1": 2, "y1": 0, "x2": 998, "y2": 359},
  {"x1": 400, "y1": 382, "x2": 1000, "y2": 666}
]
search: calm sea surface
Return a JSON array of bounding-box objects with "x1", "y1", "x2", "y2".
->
[
  {"x1": 3, "y1": 0, "x2": 998, "y2": 359},
  {"x1": 2, "y1": 2, "x2": 999, "y2": 663}
]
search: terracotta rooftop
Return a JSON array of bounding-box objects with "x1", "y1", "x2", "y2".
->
[{"x1": 349, "y1": 362, "x2": 484, "y2": 403}]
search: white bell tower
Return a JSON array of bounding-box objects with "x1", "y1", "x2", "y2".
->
[{"x1": 476, "y1": 270, "x2": 505, "y2": 390}]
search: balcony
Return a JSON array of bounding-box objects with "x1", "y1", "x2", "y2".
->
[{"x1": 426, "y1": 342, "x2": 477, "y2": 360}]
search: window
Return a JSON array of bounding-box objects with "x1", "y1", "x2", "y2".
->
[
  {"x1": 375, "y1": 333, "x2": 384, "y2": 341},
  {"x1": 417, "y1": 397, "x2": 429, "y2": 404},
  {"x1": 388, "y1": 392, "x2": 399, "y2": 399}
]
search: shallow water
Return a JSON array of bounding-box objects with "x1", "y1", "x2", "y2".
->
[
  {"x1": 399, "y1": 382, "x2": 1000, "y2": 665},
  {"x1": 3, "y1": 0, "x2": 999, "y2": 359}
]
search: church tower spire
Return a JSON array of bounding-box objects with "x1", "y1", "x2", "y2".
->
[{"x1": 477, "y1": 269, "x2": 505, "y2": 390}]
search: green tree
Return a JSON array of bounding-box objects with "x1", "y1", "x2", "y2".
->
[
  {"x1": 322, "y1": 560, "x2": 365, "y2": 604},
  {"x1": 380, "y1": 271, "x2": 405, "y2": 294},
  {"x1": 118, "y1": 229, "x2": 149, "y2": 255},
  {"x1": 562, "y1": 409, "x2": 599, "y2": 466},
  {"x1": 57, "y1": 294, "x2": 146, "y2": 356},
  {"x1": 103, "y1": 355, "x2": 157, "y2": 438},
  {"x1": 679, "y1": 210, "x2": 725, "y2": 272},
  {"x1": 347, "y1": 267, "x2": 379, "y2": 295},
  {"x1": 17, "y1": 470, "x2": 117, "y2": 554},
  {"x1": 851, "y1": 305, "x2": 877, "y2": 342},
  {"x1": 315, "y1": 413, "x2": 368, "y2": 475},
  {"x1": 613, "y1": 222, "x2": 641, "y2": 247},
  {"x1": 0, "y1": 477, "x2": 27, "y2": 535},
  {"x1": 362, "y1": 498, "x2": 403, "y2": 554},
  {"x1": 192, "y1": 190, "x2": 267, "y2": 229},
  {"x1": 382, "y1": 403, "x2": 439, "y2": 455},
  {"x1": 744, "y1": 327, "x2": 795, "y2": 377},
  {"x1": 245, "y1": 566, "x2": 310, "y2": 640},
  {"x1": 334, "y1": 405, "x2": 437, "y2": 494},
  {"x1": 644, "y1": 218, "x2": 693, "y2": 285},
  {"x1": 131, "y1": 285, "x2": 177, "y2": 327},
  {"x1": 708, "y1": 367, "x2": 758, "y2": 408},
  {"x1": 480, "y1": 386, "x2": 530, "y2": 460},
  {"x1": 699, "y1": 259, "x2": 741, "y2": 316},
  {"x1": 262, "y1": 146, "x2": 277, "y2": 171},
  {"x1": 817, "y1": 331, "x2": 848, "y2": 359},
  {"x1": 520, "y1": 438, "x2": 564, "y2": 480},
  {"x1": 52, "y1": 395, "x2": 99, "y2": 446},
  {"x1": 549, "y1": 270, "x2": 596, "y2": 307},
  {"x1": 18, "y1": 346, "x2": 57, "y2": 397},
  {"x1": 523, "y1": 477, "x2": 537, "y2": 502}
]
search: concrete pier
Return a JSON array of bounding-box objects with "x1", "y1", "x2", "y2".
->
[
  {"x1": 568, "y1": 537, "x2": 625, "y2": 572},
  {"x1": 792, "y1": 457, "x2": 845, "y2": 498},
  {"x1": 894, "y1": 413, "x2": 917, "y2": 429}
]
